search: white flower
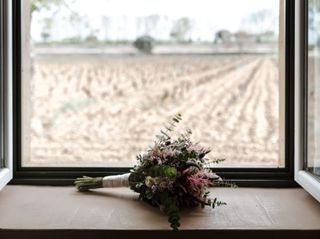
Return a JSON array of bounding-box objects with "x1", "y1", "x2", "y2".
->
[{"x1": 145, "y1": 176, "x2": 155, "y2": 187}]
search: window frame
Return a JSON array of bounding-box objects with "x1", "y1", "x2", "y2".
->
[
  {"x1": 0, "y1": 0, "x2": 4, "y2": 169},
  {"x1": 0, "y1": 0, "x2": 13, "y2": 190},
  {"x1": 11, "y1": 0, "x2": 297, "y2": 187},
  {"x1": 294, "y1": 0, "x2": 320, "y2": 202}
]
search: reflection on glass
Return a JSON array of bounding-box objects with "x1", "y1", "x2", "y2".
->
[
  {"x1": 22, "y1": 0, "x2": 284, "y2": 167},
  {"x1": 308, "y1": 0, "x2": 320, "y2": 177}
]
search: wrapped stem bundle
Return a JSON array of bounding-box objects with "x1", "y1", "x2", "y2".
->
[
  {"x1": 75, "y1": 173, "x2": 130, "y2": 191},
  {"x1": 75, "y1": 115, "x2": 234, "y2": 230}
]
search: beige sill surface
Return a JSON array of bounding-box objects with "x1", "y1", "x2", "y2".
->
[{"x1": 0, "y1": 186, "x2": 320, "y2": 230}]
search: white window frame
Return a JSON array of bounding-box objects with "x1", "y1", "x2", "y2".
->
[
  {"x1": 294, "y1": 0, "x2": 320, "y2": 202},
  {"x1": 0, "y1": 0, "x2": 13, "y2": 191}
]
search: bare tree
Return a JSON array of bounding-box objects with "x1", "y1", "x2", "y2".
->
[
  {"x1": 69, "y1": 12, "x2": 92, "y2": 43},
  {"x1": 31, "y1": 0, "x2": 93, "y2": 44},
  {"x1": 31, "y1": 0, "x2": 69, "y2": 17},
  {"x1": 144, "y1": 15, "x2": 160, "y2": 36},
  {"x1": 249, "y1": 9, "x2": 274, "y2": 34},
  {"x1": 101, "y1": 16, "x2": 111, "y2": 41},
  {"x1": 30, "y1": 0, "x2": 69, "y2": 43},
  {"x1": 40, "y1": 17, "x2": 53, "y2": 42},
  {"x1": 170, "y1": 17, "x2": 193, "y2": 43}
]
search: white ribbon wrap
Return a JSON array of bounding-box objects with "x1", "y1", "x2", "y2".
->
[{"x1": 102, "y1": 173, "x2": 130, "y2": 187}]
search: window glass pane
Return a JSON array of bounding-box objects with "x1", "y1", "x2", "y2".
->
[
  {"x1": 307, "y1": 0, "x2": 320, "y2": 178},
  {"x1": 21, "y1": 0, "x2": 285, "y2": 167}
]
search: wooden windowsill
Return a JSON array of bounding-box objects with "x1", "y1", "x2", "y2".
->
[{"x1": 0, "y1": 186, "x2": 320, "y2": 239}]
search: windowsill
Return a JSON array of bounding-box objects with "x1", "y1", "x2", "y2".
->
[{"x1": 0, "y1": 186, "x2": 320, "y2": 238}]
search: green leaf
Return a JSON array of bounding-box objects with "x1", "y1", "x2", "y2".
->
[{"x1": 164, "y1": 167, "x2": 177, "y2": 179}]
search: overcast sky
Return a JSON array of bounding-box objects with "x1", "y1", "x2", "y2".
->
[{"x1": 31, "y1": 0, "x2": 280, "y2": 42}]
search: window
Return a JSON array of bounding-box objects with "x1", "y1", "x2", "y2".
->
[
  {"x1": 294, "y1": 0, "x2": 320, "y2": 202},
  {"x1": 306, "y1": 0, "x2": 320, "y2": 179},
  {"x1": 12, "y1": 0, "x2": 295, "y2": 186},
  {"x1": 0, "y1": 0, "x2": 13, "y2": 190}
]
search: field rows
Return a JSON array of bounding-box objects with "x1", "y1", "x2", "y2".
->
[{"x1": 26, "y1": 55, "x2": 281, "y2": 167}]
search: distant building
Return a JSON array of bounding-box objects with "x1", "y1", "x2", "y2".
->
[
  {"x1": 256, "y1": 31, "x2": 277, "y2": 43},
  {"x1": 214, "y1": 30, "x2": 232, "y2": 44}
]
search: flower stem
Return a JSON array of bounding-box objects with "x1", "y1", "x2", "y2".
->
[{"x1": 74, "y1": 176, "x2": 103, "y2": 192}]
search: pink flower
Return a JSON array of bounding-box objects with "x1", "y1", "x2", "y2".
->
[
  {"x1": 186, "y1": 169, "x2": 216, "y2": 197},
  {"x1": 163, "y1": 149, "x2": 176, "y2": 159}
]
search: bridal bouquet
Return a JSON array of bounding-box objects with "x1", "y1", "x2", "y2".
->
[{"x1": 75, "y1": 114, "x2": 233, "y2": 230}]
